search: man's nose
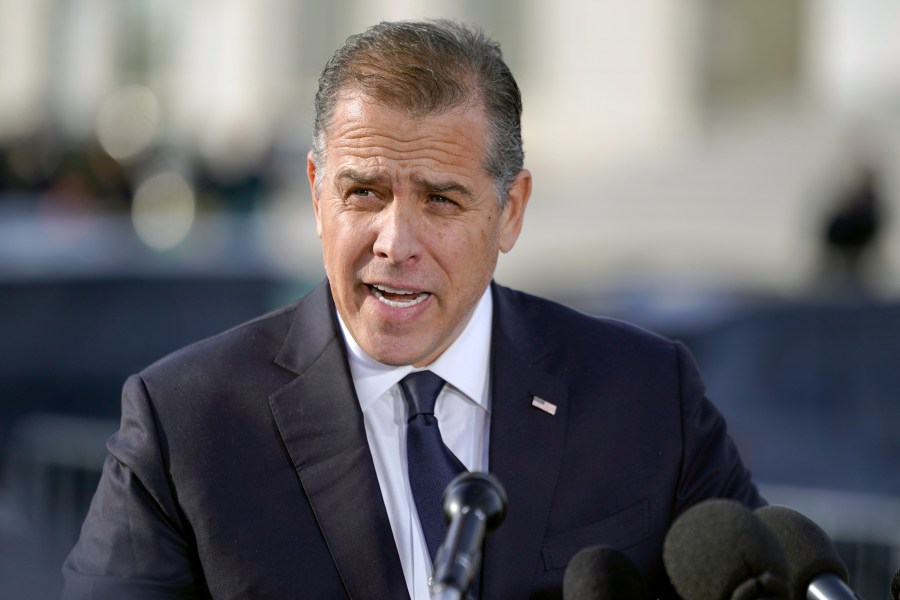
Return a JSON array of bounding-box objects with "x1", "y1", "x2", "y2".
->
[{"x1": 372, "y1": 200, "x2": 423, "y2": 264}]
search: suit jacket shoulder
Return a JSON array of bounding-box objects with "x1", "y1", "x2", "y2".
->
[
  {"x1": 491, "y1": 282, "x2": 678, "y2": 368},
  {"x1": 140, "y1": 282, "x2": 329, "y2": 390},
  {"x1": 63, "y1": 280, "x2": 408, "y2": 599},
  {"x1": 484, "y1": 283, "x2": 762, "y2": 598}
]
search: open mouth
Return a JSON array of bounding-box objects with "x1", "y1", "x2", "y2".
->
[{"x1": 369, "y1": 284, "x2": 431, "y2": 308}]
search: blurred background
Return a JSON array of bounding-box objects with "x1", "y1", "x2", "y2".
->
[{"x1": 1, "y1": 0, "x2": 899, "y2": 597}]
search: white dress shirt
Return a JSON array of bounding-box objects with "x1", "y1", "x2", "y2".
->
[{"x1": 337, "y1": 288, "x2": 493, "y2": 600}]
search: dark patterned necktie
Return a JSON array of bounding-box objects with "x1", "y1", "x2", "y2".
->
[{"x1": 399, "y1": 371, "x2": 467, "y2": 562}]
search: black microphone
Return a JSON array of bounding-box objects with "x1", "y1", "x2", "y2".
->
[
  {"x1": 755, "y1": 506, "x2": 858, "y2": 600},
  {"x1": 663, "y1": 499, "x2": 789, "y2": 600},
  {"x1": 890, "y1": 568, "x2": 900, "y2": 600},
  {"x1": 562, "y1": 545, "x2": 648, "y2": 600},
  {"x1": 430, "y1": 472, "x2": 507, "y2": 600}
]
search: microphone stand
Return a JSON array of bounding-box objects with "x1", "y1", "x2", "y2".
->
[{"x1": 430, "y1": 507, "x2": 485, "y2": 600}]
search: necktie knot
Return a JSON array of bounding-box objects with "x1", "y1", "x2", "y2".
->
[{"x1": 399, "y1": 370, "x2": 446, "y2": 419}]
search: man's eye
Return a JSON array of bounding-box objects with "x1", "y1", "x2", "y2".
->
[
  {"x1": 351, "y1": 188, "x2": 375, "y2": 197},
  {"x1": 429, "y1": 195, "x2": 452, "y2": 204}
]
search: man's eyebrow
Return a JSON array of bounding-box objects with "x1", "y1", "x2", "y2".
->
[
  {"x1": 335, "y1": 169, "x2": 387, "y2": 187},
  {"x1": 411, "y1": 175, "x2": 475, "y2": 199},
  {"x1": 336, "y1": 169, "x2": 476, "y2": 199}
]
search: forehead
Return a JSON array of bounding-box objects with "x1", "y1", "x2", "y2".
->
[{"x1": 324, "y1": 94, "x2": 490, "y2": 176}]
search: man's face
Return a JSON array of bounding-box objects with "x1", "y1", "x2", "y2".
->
[{"x1": 308, "y1": 93, "x2": 531, "y2": 367}]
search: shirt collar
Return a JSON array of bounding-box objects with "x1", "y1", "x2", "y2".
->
[{"x1": 338, "y1": 286, "x2": 493, "y2": 412}]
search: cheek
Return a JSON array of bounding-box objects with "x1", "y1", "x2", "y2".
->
[
  {"x1": 441, "y1": 229, "x2": 499, "y2": 290},
  {"x1": 318, "y1": 217, "x2": 349, "y2": 270},
  {"x1": 322, "y1": 214, "x2": 377, "y2": 269},
  {"x1": 476, "y1": 218, "x2": 502, "y2": 253}
]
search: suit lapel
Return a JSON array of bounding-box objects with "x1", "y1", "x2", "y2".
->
[
  {"x1": 481, "y1": 284, "x2": 569, "y2": 599},
  {"x1": 268, "y1": 282, "x2": 408, "y2": 600}
]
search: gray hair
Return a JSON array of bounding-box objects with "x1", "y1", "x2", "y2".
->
[{"x1": 311, "y1": 19, "x2": 524, "y2": 205}]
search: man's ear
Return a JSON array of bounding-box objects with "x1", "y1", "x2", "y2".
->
[
  {"x1": 498, "y1": 169, "x2": 532, "y2": 253},
  {"x1": 307, "y1": 152, "x2": 323, "y2": 238}
]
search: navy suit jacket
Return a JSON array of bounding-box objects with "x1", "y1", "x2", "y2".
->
[{"x1": 63, "y1": 280, "x2": 762, "y2": 599}]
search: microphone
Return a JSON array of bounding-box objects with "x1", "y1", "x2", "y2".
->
[
  {"x1": 754, "y1": 506, "x2": 858, "y2": 600},
  {"x1": 663, "y1": 499, "x2": 789, "y2": 600},
  {"x1": 891, "y1": 568, "x2": 900, "y2": 600},
  {"x1": 562, "y1": 545, "x2": 648, "y2": 600},
  {"x1": 430, "y1": 472, "x2": 507, "y2": 600}
]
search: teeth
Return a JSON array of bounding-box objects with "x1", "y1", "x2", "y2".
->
[
  {"x1": 370, "y1": 284, "x2": 430, "y2": 308},
  {"x1": 373, "y1": 284, "x2": 416, "y2": 295}
]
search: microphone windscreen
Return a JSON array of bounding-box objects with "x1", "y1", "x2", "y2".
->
[
  {"x1": 755, "y1": 505, "x2": 848, "y2": 600},
  {"x1": 562, "y1": 546, "x2": 647, "y2": 600},
  {"x1": 663, "y1": 499, "x2": 788, "y2": 600},
  {"x1": 891, "y1": 568, "x2": 900, "y2": 600}
]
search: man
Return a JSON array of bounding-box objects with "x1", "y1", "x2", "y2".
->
[{"x1": 63, "y1": 20, "x2": 762, "y2": 599}]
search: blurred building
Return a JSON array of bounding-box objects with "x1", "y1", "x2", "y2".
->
[{"x1": 0, "y1": 0, "x2": 898, "y2": 293}]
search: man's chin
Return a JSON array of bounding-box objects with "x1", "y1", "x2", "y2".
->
[{"x1": 362, "y1": 336, "x2": 441, "y2": 368}]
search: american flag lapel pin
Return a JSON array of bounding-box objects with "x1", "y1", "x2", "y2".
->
[{"x1": 531, "y1": 395, "x2": 557, "y2": 416}]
